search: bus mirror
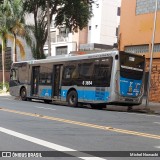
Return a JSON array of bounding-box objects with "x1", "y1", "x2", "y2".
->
[{"x1": 115, "y1": 55, "x2": 119, "y2": 60}]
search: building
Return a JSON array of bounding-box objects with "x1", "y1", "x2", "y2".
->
[
  {"x1": 86, "y1": 0, "x2": 121, "y2": 46},
  {"x1": 119, "y1": 0, "x2": 160, "y2": 102},
  {"x1": 44, "y1": 0, "x2": 121, "y2": 56}
]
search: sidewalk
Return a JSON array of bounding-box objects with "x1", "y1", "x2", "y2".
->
[
  {"x1": 140, "y1": 99, "x2": 160, "y2": 114},
  {"x1": 106, "y1": 98, "x2": 160, "y2": 115},
  {"x1": 0, "y1": 91, "x2": 10, "y2": 96}
]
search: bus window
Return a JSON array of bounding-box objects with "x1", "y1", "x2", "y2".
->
[
  {"x1": 63, "y1": 66, "x2": 75, "y2": 79},
  {"x1": 93, "y1": 58, "x2": 113, "y2": 87},
  {"x1": 39, "y1": 66, "x2": 52, "y2": 85},
  {"x1": 78, "y1": 63, "x2": 93, "y2": 78},
  {"x1": 10, "y1": 69, "x2": 18, "y2": 81},
  {"x1": 120, "y1": 52, "x2": 145, "y2": 80}
]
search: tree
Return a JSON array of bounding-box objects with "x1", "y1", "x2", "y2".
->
[
  {"x1": 0, "y1": 0, "x2": 32, "y2": 91},
  {"x1": 9, "y1": 0, "x2": 33, "y2": 62},
  {"x1": 0, "y1": 0, "x2": 11, "y2": 91},
  {"x1": 23, "y1": 0, "x2": 94, "y2": 59}
]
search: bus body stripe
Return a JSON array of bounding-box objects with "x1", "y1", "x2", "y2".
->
[{"x1": 61, "y1": 89, "x2": 110, "y2": 102}]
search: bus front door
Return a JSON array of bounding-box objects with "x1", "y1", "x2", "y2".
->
[
  {"x1": 53, "y1": 65, "x2": 63, "y2": 99},
  {"x1": 31, "y1": 66, "x2": 40, "y2": 96}
]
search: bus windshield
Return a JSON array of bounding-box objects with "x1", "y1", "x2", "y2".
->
[{"x1": 120, "y1": 52, "x2": 145, "y2": 80}]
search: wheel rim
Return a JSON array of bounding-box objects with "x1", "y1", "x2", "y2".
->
[
  {"x1": 70, "y1": 95, "x2": 76, "y2": 104},
  {"x1": 21, "y1": 89, "x2": 26, "y2": 99}
]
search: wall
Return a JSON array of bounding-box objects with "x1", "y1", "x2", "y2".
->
[
  {"x1": 88, "y1": 0, "x2": 121, "y2": 45},
  {"x1": 146, "y1": 59, "x2": 160, "y2": 102},
  {"x1": 0, "y1": 71, "x2": 10, "y2": 82},
  {"x1": 119, "y1": 0, "x2": 160, "y2": 102},
  {"x1": 119, "y1": 0, "x2": 160, "y2": 58}
]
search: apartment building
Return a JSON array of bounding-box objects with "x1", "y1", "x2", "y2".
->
[
  {"x1": 44, "y1": 0, "x2": 121, "y2": 55},
  {"x1": 119, "y1": 0, "x2": 160, "y2": 102}
]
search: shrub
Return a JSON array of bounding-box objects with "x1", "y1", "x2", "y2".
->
[{"x1": 0, "y1": 82, "x2": 9, "y2": 92}]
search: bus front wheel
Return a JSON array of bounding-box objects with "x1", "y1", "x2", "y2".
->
[
  {"x1": 67, "y1": 90, "x2": 78, "y2": 107},
  {"x1": 20, "y1": 87, "x2": 27, "y2": 101}
]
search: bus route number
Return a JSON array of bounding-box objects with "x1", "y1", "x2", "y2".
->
[{"x1": 82, "y1": 81, "x2": 93, "y2": 86}]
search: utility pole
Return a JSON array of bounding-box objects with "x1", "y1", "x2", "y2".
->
[
  {"x1": 47, "y1": 0, "x2": 51, "y2": 57},
  {"x1": 146, "y1": 0, "x2": 158, "y2": 108}
]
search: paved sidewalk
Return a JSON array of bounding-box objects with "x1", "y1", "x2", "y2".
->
[
  {"x1": 106, "y1": 98, "x2": 160, "y2": 115},
  {"x1": 140, "y1": 99, "x2": 160, "y2": 114},
  {"x1": 0, "y1": 92, "x2": 10, "y2": 96}
]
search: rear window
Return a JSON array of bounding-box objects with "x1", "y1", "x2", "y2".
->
[{"x1": 120, "y1": 52, "x2": 145, "y2": 80}]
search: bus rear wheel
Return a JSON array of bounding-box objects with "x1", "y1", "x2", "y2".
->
[
  {"x1": 67, "y1": 90, "x2": 78, "y2": 107},
  {"x1": 20, "y1": 87, "x2": 27, "y2": 101}
]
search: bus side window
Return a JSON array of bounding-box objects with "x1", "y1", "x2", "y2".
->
[
  {"x1": 78, "y1": 63, "x2": 93, "y2": 78},
  {"x1": 39, "y1": 66, "x2": 52, "y2": 84},
  {"x1": 72, "y1": 67, "x2": 79, "y2": 79},
  {"x1": 63, "y1": 66, "x2": 75, "y2": 79},
  {"x1": 93, "y1": 58, "x2": 113, "y2": 86}
]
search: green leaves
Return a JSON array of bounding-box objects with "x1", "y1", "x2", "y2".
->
[
  {"x1": 22, "y1": 0, "x2": 94, "y2": 59},
  {"x1": 55, "y1": 0, "x2": 93, "y2": 32}
]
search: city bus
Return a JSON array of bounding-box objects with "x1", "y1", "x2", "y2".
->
[{"x1": 9, "y1": 50, "x2": 145, "y2": 109}]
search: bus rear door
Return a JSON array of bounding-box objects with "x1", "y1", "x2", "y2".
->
[
  {"x1": 31, "y1": 66, "x2": 40, "y2": 96},
  {"x1": 53, "y1": 65, "x2": 63, "y2": 99}
]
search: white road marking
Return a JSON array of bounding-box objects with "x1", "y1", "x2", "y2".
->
[
  {"x1": 0, "y1": 127, "x2": 106, "y2": 160},
  {"x1": 154, "y1": 146, "x2": 160, "y2": 149},
  {"x1": 126, "y1": 112, "x2": 160, "y2": 118},
  {"x1": 154, "y1": 122, "x2": 160, "y2": 125},
  {"x1": 33, "y1": 106, "x2": 56, "y2": 111}
]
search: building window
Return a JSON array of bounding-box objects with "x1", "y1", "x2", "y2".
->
[
  {"x1": 96, "y1": 4, "x2": 99, "y2": 8},
  {"x1": 95, "y1": 25, "x2": 98, "y2": 29},
  {"x1": 153, "y1": 43, "x2": 160, "y2": 52},
  {"x1": 124, "y1": 45, "x2": 149, "y2": 54},
  {"x1": 117, "y1": 7, "x2": 120, "y2": 16},
  {"x1": 51, "y1": 31, "x2": 56, "y2": 43},
  {"x1": 56, "y1": 46, "x2": 68, "y2": 55},
  {"x1": 89, "y1": 26, "x2": 91, "y2": 30},
  {"x1": 136, "y1": 0, "x2": 160, "y2": 15},
  {"x1": 116, "y1": 27, "x2": 119, "y2": 36}
]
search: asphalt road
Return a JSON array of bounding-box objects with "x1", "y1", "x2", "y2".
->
[{"x1": 0, "y1": 95, "x2": 160, "y2": 160}]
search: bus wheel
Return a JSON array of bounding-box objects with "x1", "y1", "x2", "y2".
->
[
  {"x1": 67, "y1": 90, "x2": 78, "y2": 107},
  {"x1": 20, "y1": 87, "x2": 27, "y2": 101}
]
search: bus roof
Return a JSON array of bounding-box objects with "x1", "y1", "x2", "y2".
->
[
  {"x1": 13, "y1": 50, "x2": 118, "y2": 65},
  {"x1": 12, "y1": 50, "x2": 145, "y2": 65}
]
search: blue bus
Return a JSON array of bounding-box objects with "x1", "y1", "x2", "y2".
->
[{"x1": 9, "y1": 50, "x2": 145, "y2": 110}]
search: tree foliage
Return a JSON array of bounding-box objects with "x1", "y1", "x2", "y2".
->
[
  {"x1": 23, "y1": 0, "x2": 94, "y2": 59},
  {"x1": 8, "y1": 0, "x2": 33, "y2": 62}
]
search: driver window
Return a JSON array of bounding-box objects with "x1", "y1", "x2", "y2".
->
[{"x1": 11, "y1": 69, "x2": 18, "y2": 80}]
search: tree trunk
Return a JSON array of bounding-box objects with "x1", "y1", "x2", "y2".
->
[
  {"x1": 2, "y1": 38, "x2": 6, "y2": 91},
  {"x1": 13, "y1": 34, "x2": 17, "y2": 62}
]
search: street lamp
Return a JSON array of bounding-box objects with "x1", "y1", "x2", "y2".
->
[{"x1": 146, "y1": 0, "x2": 158, "y2": 108}]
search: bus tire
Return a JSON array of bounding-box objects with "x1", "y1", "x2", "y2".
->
[
  {"x1": 20, "y1": 87, "x2": 27, "y2": 101},
  {"x1": 67, "y1": 90, "x2": 78, "y2": 107}
]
